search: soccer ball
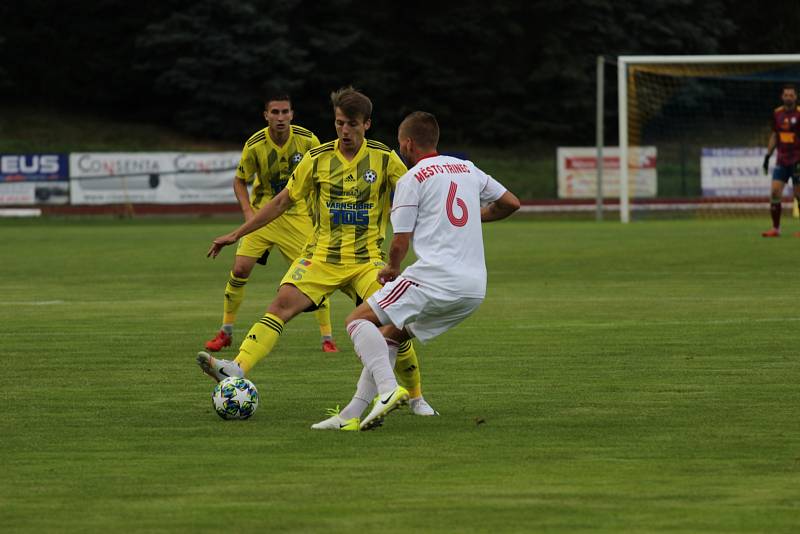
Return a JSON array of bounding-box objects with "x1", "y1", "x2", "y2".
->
[{"x1": 211, "y1": 377, "x2": 260, "y2": 420}]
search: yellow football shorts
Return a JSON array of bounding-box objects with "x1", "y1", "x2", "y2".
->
[
  {"x1": 236, "y1": 213, "x2": 311, "y2": 264},
  {"x1": 279, "y1": 257, "x2": 386, "y2": 306}
]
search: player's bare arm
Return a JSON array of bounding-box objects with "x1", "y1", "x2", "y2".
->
[
  {"x1": 207, "y1": 188, "x2": 295, "y2": 258},
  {"x1": 481, "y1": 191, "x2": 521, "y2": 222},
  {"x1": 232, "y1": 178, "x2": 254, "y2": 221},
  {"x1": 379, "y1": 232, "x2": 412, "y2": 283}
]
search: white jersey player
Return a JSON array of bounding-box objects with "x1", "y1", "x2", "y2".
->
[
  {"x1": 374, "y1": 153, "x2": 508, "y2": 338},
  {"x1": 311, "y1": 111, "x2": 520, "y2": 431}
]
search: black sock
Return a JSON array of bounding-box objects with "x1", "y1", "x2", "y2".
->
[{"x1": 770, "y1": 201, "x2": 782, "y2": 229}]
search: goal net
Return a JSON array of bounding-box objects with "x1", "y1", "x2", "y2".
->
[{"x1": 616, "y1": 55, "x2": 800, "y2": 222}]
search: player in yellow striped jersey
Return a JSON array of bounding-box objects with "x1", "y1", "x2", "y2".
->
[
  {"x1": 198, "y1": 87, "x2": 437, "y2": 423},
  {"x1": 203, "y1": 91, "x2": 340, "y2": 355}
]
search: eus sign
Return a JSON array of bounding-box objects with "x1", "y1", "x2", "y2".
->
[{"x1": 0, "y1": 154, "x2": 68, "y2": 182}]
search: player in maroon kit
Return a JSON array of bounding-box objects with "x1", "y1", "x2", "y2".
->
[{"x1": 762, "y1": 84, "x2": 800, "y2": 237}]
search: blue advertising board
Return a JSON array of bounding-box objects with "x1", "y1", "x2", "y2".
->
[
  {"x1": 1, "y1": 154, "x2": 69, "y2": 182},
  {"x1": 0, "y1": 154, "x2": 70, "y2": 205}
]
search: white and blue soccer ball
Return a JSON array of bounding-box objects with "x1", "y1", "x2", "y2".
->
[{"x1": 211, "y1": 377, "x2": 260, "y2": 420}]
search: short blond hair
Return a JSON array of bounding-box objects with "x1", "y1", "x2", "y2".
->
[{"x1": 330, "y1": 86, "x2": 372, "y2": 121}]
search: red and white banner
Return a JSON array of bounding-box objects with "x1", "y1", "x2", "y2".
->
[{"x1": 557, "y1": 147, "x2": 657, "y2": 199}]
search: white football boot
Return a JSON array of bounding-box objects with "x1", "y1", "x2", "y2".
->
[
  {"x1": 196, "y1": 351, "x2": 244, "y2": 383},
  {"x1": 310, "y1": 407, "x2": 359, "y2": 431},
  {"x1": 409, "y1": 396, "x2": 439, "y2": 416},
  {"x1": 360, "y1": 386, "x2": 409, "y2": 431}
]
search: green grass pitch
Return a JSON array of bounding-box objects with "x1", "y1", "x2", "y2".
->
[{"x1": 1, "y1": 217, "x2": 798, "y2": 533}]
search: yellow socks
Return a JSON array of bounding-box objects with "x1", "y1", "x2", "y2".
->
[
  {"x1": 234, "y1": 313, "x2": 284, "y2": 374},
  {"x1": 395, "y1": 339, "x2": 422, "y2": 398},
  {"x1": 315, "y1": 298, "x2": 333, "y2": 340},
  {"x1": 222, "y1": 272, "x2": 248, "y2": 325}
]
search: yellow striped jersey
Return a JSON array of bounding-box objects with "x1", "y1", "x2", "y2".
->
[
  {"x1": 236, "y1": 124, "x2": 320, "y2": 215},
  {"x1": 286, "y1": 138, "x2": 408, "y2": 264}
]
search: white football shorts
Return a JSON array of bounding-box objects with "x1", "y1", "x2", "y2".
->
[{"x1": 367, "y1": 276, "x2": 483, "y2": 342}]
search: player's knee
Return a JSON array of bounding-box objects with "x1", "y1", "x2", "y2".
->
[
  {"x1": 267, "y1": 296, "x2": 300, "y2": 321},
  {"x1": 345, "y1": 303, "x2": 372, "y2": 325},
  {"x1": 231, "y1": 259, "x2": 255, "y2": 279},
  {"x1": 344, "y1": 313, "x2": 359, "y2": 328},
  {"x1": 381, "y1": 325, "x2": 409, "y2": 344},
  {"x1": 231, "y1": 266, "x2": 251, "y2": 279}
]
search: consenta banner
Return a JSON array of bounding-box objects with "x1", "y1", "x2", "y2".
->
[
  {"x1": 0, "y1": 154, "x2": 69, "y2": 205},
  {"x1": 700, "y1": 147, "x2": 783, "y2": 197},
  {"x1": 557, "y1": 147, "x2": 657, "y2": 199},
  {"x1": 69, "y1": 152, "x2": 241, "y2": 204}
]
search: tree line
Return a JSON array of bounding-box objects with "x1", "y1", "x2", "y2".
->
[{"x1": 1, "y1": 0, "x2": 799, "y2": 147}]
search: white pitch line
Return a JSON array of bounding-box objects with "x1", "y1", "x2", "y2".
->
[
  {"x1": 9, "y1": 300, "x2": 65, "y2": 306},
  {"x1": 488, "y1": 271, "x2": 768, "y2": 277},
  {"x1": 486, "y1": 296, "x2": 796, "y2": 302},
  {"x1": 509, "y1": 317, "x2": 800, "y2": 329}
]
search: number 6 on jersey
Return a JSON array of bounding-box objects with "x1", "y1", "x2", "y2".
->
[{"x1": 446, "y1": 181, "x2": 468, "y2": 227}]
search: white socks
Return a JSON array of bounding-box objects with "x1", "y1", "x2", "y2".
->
[
  {"x1": 338, "y1": 368, "x2": 375, "y2": 420},
  {"x1": 339, "y1": 320, "x2": 399, "y2": 419},
  {"x1": 347, "y1": 319, "x2": 397, "y2": 395}
]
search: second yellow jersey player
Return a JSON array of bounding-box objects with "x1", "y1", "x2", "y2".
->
[
  {"x1": 235, "y1": 123, "x2": 318, "y2": 263},
  {"x1": 204, "y1": 93, "x2": 339, "y2": 354}
]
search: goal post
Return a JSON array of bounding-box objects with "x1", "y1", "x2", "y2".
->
[{"x1": 616, "y1": 54, "x2": 800, "y2": 223}]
